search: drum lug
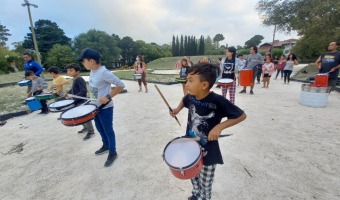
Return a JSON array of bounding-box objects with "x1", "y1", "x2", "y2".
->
[{"x1": 180, "y1": 167, "x2": 184, "y2": 176}]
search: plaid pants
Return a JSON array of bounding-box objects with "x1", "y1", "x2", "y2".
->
[
  {"x1": 221, "y1": 81, "x2": 236, "y2": 104},
  {"x1": 191, "y1": 164, "x2": 217, "y2": 200}
]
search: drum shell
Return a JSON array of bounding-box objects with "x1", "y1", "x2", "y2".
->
[
  {"x1": 35, "y1": 93, "x2": 56, "y2": 100},
  {"x1": 60, "y1": 105, "x2": 98, "y2": 126},
  {"x1": 163, "y1": 137, "x2": 203, "y2": 180},
  {"x1": 314, "y1": 74, "x2": 329, "y2": 87},
  {"x1": 217, "y1": 78, "x2": 234, "y2": 87},
  {"x1": 26, "y1": 97, "x2": 42, "y2": 111},
  {"x1": 239, "y1": 69, "x2": 253, "y2": 86},
  {"x1": 134, "y1": 74, "x2": 142, "y2": 80},
  {"x1": 175, "y1": 78, "x2": 187, "y2": 83}
]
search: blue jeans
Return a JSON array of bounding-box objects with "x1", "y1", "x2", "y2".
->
[{"x1": 94, "y1": 107, "x2": 116, "y2": 154}]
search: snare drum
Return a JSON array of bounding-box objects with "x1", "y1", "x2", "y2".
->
[
  {"x1": 217, "y1": 78, "x2": 233, "y2": 87},
  {"x1": 35, "y1": 93, "x2": 56, "y2": 100},
  {"x1": 239, "y1": 69, "x2": 253, "y2": 86},
  {"x1": 25, "y1": 97, "x2": 42, "y2": 111},
  {"x1": 314, "y1": 73, "x2": 329, "y2": 87},
  {"x1": 134, "y1": 74, "x2": 142, "y2": 80},
  {"x1": 48, "y1": 99, "x2": 75, "y2": 112},
  {"x1": 163, "y1": 137, "x2": 203, "y2": 179},
  {"x1": 18, "y1": 80, "x2": 32, "y2": 87},
  {"x1": 175, "y1": 78, "x2": 187, "y2": 83},
  {"x1": 60, "y1": 104, "x2": 98, "y2": 126}
]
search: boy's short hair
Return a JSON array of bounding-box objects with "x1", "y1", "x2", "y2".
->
[
  {"x1": 25, "y1": 70, "x2": 34, "y2": 77},
  {"x1": 188, "y1": 63, "x2": 220, "y2": 89},
  {"x1": 66, "y1": 63, "x2": 81, "y2": 72},
  {"x1": 237, "y1": 54, "x2": 243, "y2": 57},
  {"x1": 47, "y1": 66, "x2": 59, "y2": 74}
]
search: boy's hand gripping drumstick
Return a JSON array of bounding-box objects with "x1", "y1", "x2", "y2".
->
[{"x1": 154, "y1": 85, "x2": 181, "y2": 126}]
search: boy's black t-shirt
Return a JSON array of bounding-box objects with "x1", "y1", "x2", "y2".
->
[
  {"x1": 183, "y1": 92, "x2": 244, "y2": 165},
  {"x1": 68, "y1": 76, "x2": 87, "y2": 106}
]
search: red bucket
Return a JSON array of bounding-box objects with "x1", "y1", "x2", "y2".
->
[
  {"x1": 239, "y1": 69, "x2": 253, "y2": 86},
  {"x1": 314, "y1": 73, "x2": 329, "y2": 87},
  {"x1": 163, "y1": 137, "x2": 203, "y2": 179}
]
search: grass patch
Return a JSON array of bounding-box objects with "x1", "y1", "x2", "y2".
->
[{"x1": 292, "y1": 63, "x2": 319, "y2": 81}]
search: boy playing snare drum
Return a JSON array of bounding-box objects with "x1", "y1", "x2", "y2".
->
[
  {"x1": 47, "y1": 66, "x2": 69, "y2": 100},
  {"x1": 25, "y1": 70, "x2": 49, "y2": 114},
  {"x1": 170, "y1": 63, "x2": 247, "y2": 200},
  {"x1": 65, "y1": 63, "x2": 95, "y2": 140}
]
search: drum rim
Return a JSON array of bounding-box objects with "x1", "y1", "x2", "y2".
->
[
  {"x1": 48, "y1": 100, "x2": 75, "y2": 108},
  {"x1": 163, "y1": 137, "x2": 202, "y2": 170},
  {"x1": 218, "y1": 78, "x2": 234, "y2": 83},
  {"x1": 49, "y1": 103, "x2": 75, "y2": 112},
  {"x1": 60, "y1": 104, "x2": 97, "y2": 120}
]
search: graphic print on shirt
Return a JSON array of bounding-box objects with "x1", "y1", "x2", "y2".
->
[
  {"x1": 322, "y1": 55, "x2": 335, "y2": 63},
  {"x1": 223, "y1": 62, "x2": 234, "y2": 75},
  {"x1": 187, "y1": 104, "x2": 215, "y2": 146}
]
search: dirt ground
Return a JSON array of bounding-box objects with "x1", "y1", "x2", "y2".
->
[{"x1": 0, "y1": 68, "x2": 339, "y2": 200}]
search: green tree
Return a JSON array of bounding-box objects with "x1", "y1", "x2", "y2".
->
[
  {"x1": 23, "y1": 19, "x2": 70, "y2": 62},
  {"x1": 213, "y1": 34, "x2": 225, "y2": 49},
  {"x1": 239, "y1": 49, "x2": 250, "y2": 55},
  {"x1": 198, "y1": 35, "x2": 205, "y2": 55},
  {"x1": 244, "y1": 35, "x2": 264, "y2": 48},
  {"x1": 236, "y1": 45, "x2": 243, "y2": 50},
  {"x1": 256, "y1": 0, "x2": 340, "y2": 58},
  {"x1": 118, "y1": 36, "x2": 137, "y2": 65},
  {"x1": 0, "y1": 47, "x2": 21, "y2": 73},
  {"x1": 204, "y1": 36, "x2": 214, "y2": 52},
  {"x1": 271, "y1": 48, "x2": 283, "y2": 59},
  {"x1": 74, "y1": 29, "x2": 121, "y2": 67},
  {"x1": 0, "y1": 22, "x2": 11, "y2": 47},
  {"x1": 135, "y1": 40, "x2": 166, "y2": 62},
  {"x1": 171, "y1": 35, "x2": 176, "y2": 56},
  {"x1": 45, "y1": 44, "x2": 75, "y2": 68}
]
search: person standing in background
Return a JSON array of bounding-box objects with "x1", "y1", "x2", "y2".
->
[
  {"x1": 315, "y1": 41, "x2": 340, "y2": 92},
  {"x1": 134, "y1": 55, "x2": 148, "y2": 93},
  {"x1": 283, "y1": 53, "x2": 299, "y2": 84},
  {"x1": 239, "y1": 46, "x2": 263, "y2": 95}
]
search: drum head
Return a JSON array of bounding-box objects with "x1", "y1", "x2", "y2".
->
[
  {"x1": 26, "y1": 97, "x2": 35, "y2": 101},
  {"x1": 18, "y1": 80, "x2": 30, "y2": 84},
  {"x1": 49, "y1": 100, "x2": 74, "y2": 108},
  {"x1": 218, "y1": 78, "x2": 233, "y2": 84},
  {"x1": 164, "y1": 138, "x2": 200, "y2": 168},
  {"x1": 61, "y1": 104, "x2": 97, "y2": 119}
]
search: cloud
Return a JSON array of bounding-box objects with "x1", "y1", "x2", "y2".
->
[{"x1": 0, "y1": 0, "x2": 298, "y2": 49}]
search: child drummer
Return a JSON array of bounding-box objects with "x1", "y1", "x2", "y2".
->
[
  {"x1": 25, "y1": 70, "x2": 49, "y2": 114},
  {"x1": 47, "y1": 66, "x2": 69, "y2": 100},
  {"x1": 170, "y1": 63, "x2": 246, "y2": 200},
  {"x1": 219, "y1": 47, "x2": 244, "y2": 104},
  {"x1": 65, "y1": 63, "x2": 95, "y2": 140}
]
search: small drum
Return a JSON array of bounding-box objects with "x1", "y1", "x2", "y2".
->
[
  {"x1": 217, "y1": 78, "x2": 234, "y2": 87},
  {"x1": 163, "y1": 137, "x2": 203, "y2": 179},
  {"x1": 239, "y1": 69, "x2": 253, "y2": 86},
  {"x1": 35, "y1": 93, "x2": 56, "y2": 100},
  {"x1": 175, "y1": 78, "x2": 187, "y2": 83},
  {"x1": 314, "y1": 73, "x2": 329, "y2": 87},
  {"x1": 18, "y1": 80, "x2": 32, "y2": 87},
  {"x1": 25, "y1": 97, "x2": 42, "y2": 111},
  {"x1": 134, "y1": 74, "x2": 142, "y2": 80},
  {"x1": 48, "y1": 99, "x2": 75, "y2": 112},
  {"x1": 60, "y1": 104, "x2": 98, "y2": 126}
]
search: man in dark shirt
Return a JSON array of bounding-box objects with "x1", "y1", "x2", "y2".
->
[{"x1": 315, "y1": 41, "x2": 340, "y2": 91}]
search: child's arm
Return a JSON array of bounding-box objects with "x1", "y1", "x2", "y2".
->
[
  {"x1": 170, "y1": 100, "x2": 185, "y2": 118},
  {"x1": 208, "y1": 113, "x2": 247, "y2": 141}
]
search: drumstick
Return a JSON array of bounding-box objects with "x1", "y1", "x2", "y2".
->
[
  {"x1": 154, "y1": 85, "x2": 181, "y2": 126},
  {"x1": 67, "y1": 94, "x2": 97, "y2": 101}
]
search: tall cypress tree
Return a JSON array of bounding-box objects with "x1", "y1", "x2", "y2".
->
[
  {"x1": 184, "y1": 35, "x2": 188, "y2": 55},
  {"x1": 171, "y1": 35, "x2": 176, "y2": 56},
  {"x1": 175, "y1": 35, "x2": 180, "y2": 56},
  {"x1": 180, "y1": 35, "x2": 184, "y2": 56}
]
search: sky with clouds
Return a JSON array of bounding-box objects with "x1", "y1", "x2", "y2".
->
[{"x1": 1, "y1": 0, "x2": 298, "y2": 49}]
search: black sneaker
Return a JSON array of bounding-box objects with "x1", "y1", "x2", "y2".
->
[
  {"x1": 188, "y1": 195, "x2": 198, "y2": 200},
  {"x1": 250, "y1": 90, "x2": 254, "y2": 95},
  {"x1": 239, "y1": 90, "x2": 246, "y2": 93},
  {"x1": 78, "y1": 128, "x2": 88, "y2": 133},
  {"x1": 95, "y1": 146, "x2": 109, "y2": 155},
  {"x1": 83, "y1": 132, "x2": 94, "y2": 140},
  {"x1": 104, "y1": 152, "x2": 118, "y2": 167}
]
